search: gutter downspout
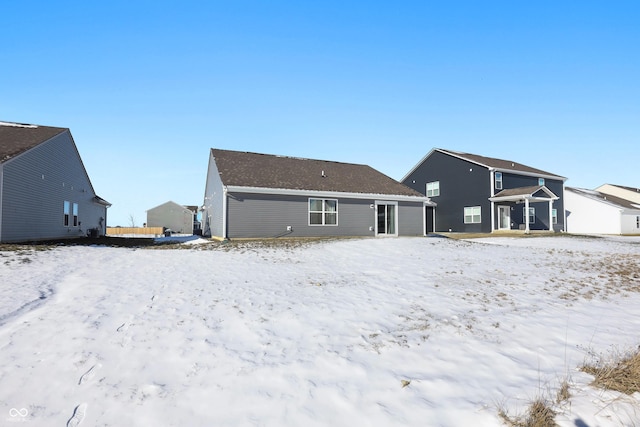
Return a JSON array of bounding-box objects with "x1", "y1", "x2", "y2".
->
[
  {"x1": 562, "y1": 183, "x2": 567, "y2": 232},
  {"x1": 489, "y1": 170, "x2": 495, "y2": 232},
  {"x1": 222, "y1": 186, "x2": 228, "y2": 240},
  {"x1": 433, "y1": 206, "x2": 436, "y2": 233},
  {"x1": 423, "y1": 201, "x2": 427, "y2": 236},
  {"x1": 524, "y1": 198, "x2": 530, "y2": 234}
]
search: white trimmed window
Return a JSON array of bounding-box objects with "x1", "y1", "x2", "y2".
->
[
  {"x1": 309, "y1": 198, "x2": 338, "y2": 226},
  {"x1": 63, "y1": 201, "x2": 70, "y2": 226},
  {"x1": 464, "y1": 206, "x2": 481, "y2": 224},
  {"x1": 426, "y1": 181, "x2": 440, "y2": 197},
  {"x1": 552, "y1": 208, "x2": 558, "y2": 225},
  {"x1": 73, "y1": 203, "x2": 79, "y2": 227},
  {"x1": 538, "y1": 178, "x2": 545, "y2": 186},
  {"x1": 495, "y1": 172, "x2": 503, "y2": 190},
  {"x1": 523, "y1": 207, "x2": 535, "y2": 224}
]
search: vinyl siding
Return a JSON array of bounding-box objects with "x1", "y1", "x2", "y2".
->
[
  {"x1": 621, "y1": 213, "x2": 640, "y2": 234},
  {"x1": 202, "y1": 152, "x2": 226, "y2": 238},
  {"x1": 225, "y1": 193, "x2": 426, "y2": 238},
  {"x1": 226, "y1": 193, "x2": 373, "y2": 238},
  {"x1": 397, "y1": 202, "x2": 425, "y2": 236},
  {"x1": 498, "y1": 172, "x2": 565, "y2": 232},
  {"x1": 565, "y1": 190, "x2": 622, "y2": 234},
  {"x1": 403, "y1": 150, "x2": 491, "y2": 232},
  {"x1": 147, "y1": 202, "x2": 194, "y2": 234},
  {"x1": 0, "y1": 131, "x2": 107, "y2": 242},
  {"x1": 565, "y1": 190, "x2": 640, "y2": 235}
]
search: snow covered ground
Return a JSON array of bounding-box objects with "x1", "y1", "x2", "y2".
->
[{"x1": 0, "y1": 235, "x2": 639, "y2": 426}]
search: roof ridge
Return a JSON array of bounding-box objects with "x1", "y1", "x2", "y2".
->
[{"x1": 211, "y1": 148, "x2": 369, "y2": 167}]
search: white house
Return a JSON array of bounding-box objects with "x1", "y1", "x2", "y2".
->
[
  {"x1": 596, "y1": 184, "x2": 640, "y2": 204},
  {"x1": 565, "y1": 187, "x2": 640, "y2": 235},
  {"x1": 0, "y1": 121, "x2": 110, "y2": 243}
]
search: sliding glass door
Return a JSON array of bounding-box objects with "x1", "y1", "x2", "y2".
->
[{"x1": 376, "y1": 202, "x2": 398, "y2": 236}]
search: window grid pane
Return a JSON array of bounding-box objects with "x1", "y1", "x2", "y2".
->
[
  {"x1": 464, "y1": 206, "x2": 481, "y2": 224},
  {"x1": 309, "y1": 198, "x2": 338, "y2": 226},
  {"x1": 523, "y1": 208, "x2": 535, "y2": 223},
  {"x1": 310, "y1": 212, "x2": 323, "y2": 224},
  {"x1": 426, "y1": 181, "x2": 440, "y2": 197}
]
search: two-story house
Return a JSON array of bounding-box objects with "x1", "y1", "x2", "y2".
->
[
  {"x1": 0, "y1": 120, "x2": 110, "y2": 242},
  {"x1": 402, "y1": 148, "x2": 566, "y2": 233}
]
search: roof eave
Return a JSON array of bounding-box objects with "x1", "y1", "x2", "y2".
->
[
  {"x1": 491, "y1": 167, "x2": 567, "y2": 182},
  {"x1": 225, "y1": 185, "x2": 435, "y2": 204},
  {"x1": 93, "y1": 196, "x2": 112, "y2": 207},
  {"x1": 489, "y1": 195, "x2": 559, "y2": 202}
]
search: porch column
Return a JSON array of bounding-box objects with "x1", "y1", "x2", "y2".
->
[
  {"x1": 548, "y1": 200, "x2": 554, "y2": 231},
  {"x1": 524, "y1": 198, "x2": 530, "y2": 234}
]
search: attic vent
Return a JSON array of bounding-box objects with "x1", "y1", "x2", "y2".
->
[{"x1": 321, "y1": 170, "x2": 326, "y2": 177}]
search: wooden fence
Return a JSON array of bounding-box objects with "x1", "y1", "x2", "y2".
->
[{"x1": 106, "y1": 227, "x2": 164, "y2": 236}]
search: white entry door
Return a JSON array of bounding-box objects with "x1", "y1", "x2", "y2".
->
[{"x1": 498, "y1": 206, "x2": 511, "y2": 230}]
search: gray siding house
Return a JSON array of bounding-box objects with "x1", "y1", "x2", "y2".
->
[
  {"x1": 202, "y1": 149, "x2": 435, "y2": 239},
  {"x1": 147, "y1": 201, "x2": 196, "y2": 235},
  {"x1": 0, "y1": 121, "x2": 110, "y2": 243},
  {"x1": 402, "y1": 148, "x2": 566, "y2": 233}
]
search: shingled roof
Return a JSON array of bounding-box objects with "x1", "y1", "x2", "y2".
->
[
  {"x1": 211, "y1": 148, "x2": 426, "y2": 198},
  {"x1": 0, "y1": 121, "x2": 67, "y2": 163},
  {"x1": 567, "y1": 187, "x2": 640, "y2": 210},
  {"x1": 437, "y1": 148, "x2": 566, "y2": 180}
]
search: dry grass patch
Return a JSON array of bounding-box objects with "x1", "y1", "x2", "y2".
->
[
  {"x1": 153, "y1": 236, "x2": 364, "y2": 251},
  {"x1": 581, "y1": 346, "x2": 640, "y2": 395},
  {"x1": 498, "y1": 377, "x2": 571, "y2": 427},
  {"x1": 548, "y1": 252, "x2": 640, "y2": 301},
  {"x1": 555, "y1": 379, "x2": 570, "y2": 404},
  {"x1": 498, "y1": 398, "x2": 558, "y2": 427}
]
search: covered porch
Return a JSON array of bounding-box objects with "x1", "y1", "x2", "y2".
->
[{"x1": 489, "y1": 185, "x2": 559, "y2": 233}]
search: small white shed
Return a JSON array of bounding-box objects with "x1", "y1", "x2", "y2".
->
[{"x1": 565, "y1": 187, "x2": 640, "y2": 235}]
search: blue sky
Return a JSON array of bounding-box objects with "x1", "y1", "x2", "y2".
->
[{"x1": 2, "y1": 1, "x2": 638, "y2": 226}]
